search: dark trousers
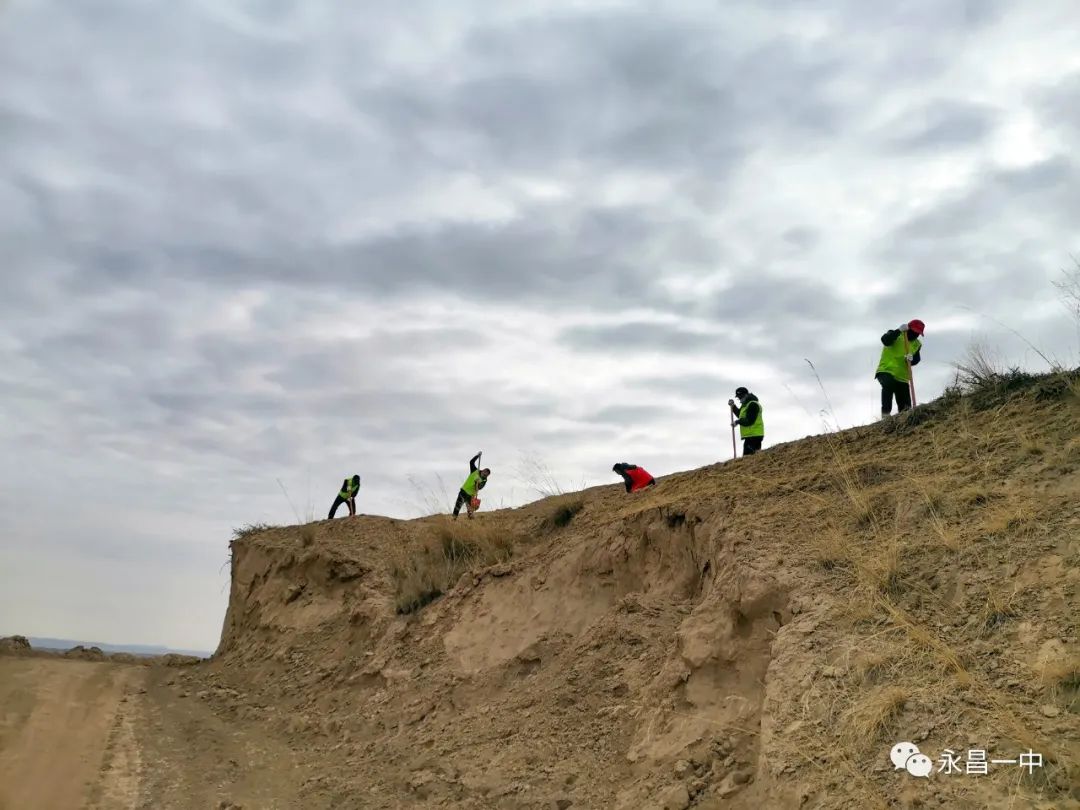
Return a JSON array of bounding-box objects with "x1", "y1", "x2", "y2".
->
[
  {"x1": 452, "y1": 489, "x2": 473, "y2": 517},
  {"x1": 877, "y1": 372, "x2": 912, "y2": 414},
  {"x1": 742, "y1": 436, "x2": 763, "y2": 456},
  {"x1": 328, "y1": 495, "x2": 354, "y2": 519}
]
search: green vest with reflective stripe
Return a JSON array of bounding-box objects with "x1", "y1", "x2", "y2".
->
[
  {"x1": 339, "y1": 478, "x2": 359, "y2": 499},
  {"x1": 877, "y1": 335, "x2": 921, "y2": 382},
  {"x1": 461, "y1": 471, "x2": 482, "y2": 497},
  {"x1": 739, "y1": 400, "x2": 764, "y2": 439}
]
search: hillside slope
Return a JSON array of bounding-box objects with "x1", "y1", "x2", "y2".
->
[{"x1": 198, "y1": 374, "x2": 1079, "y2": 809}]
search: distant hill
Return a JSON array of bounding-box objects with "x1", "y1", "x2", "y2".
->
[{"x1": 27, "y1": 637, "x2": 209, "y2": 658}]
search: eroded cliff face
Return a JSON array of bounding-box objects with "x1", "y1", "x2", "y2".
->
[{"x1": 205, "y1": 383, "x2": 1079, "y2": 809}]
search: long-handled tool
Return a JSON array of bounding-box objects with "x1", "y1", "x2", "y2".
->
[
  {"x1": 903, "y1": 331, "x2": 918, "y2": 408},
  {"x1": 728, "y1": 401, "x2": 738, "y2": 459}
]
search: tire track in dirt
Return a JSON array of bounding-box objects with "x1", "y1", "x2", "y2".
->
[
  {"x1": 0, "y1": 657, "x2": 145, "y2": 810},
  {"x1": 87, "y1": 678, "x2": 145, "y2": 809}
]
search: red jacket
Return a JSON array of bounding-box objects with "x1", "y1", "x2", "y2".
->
[{"x1": 626, "y1": 466, "x2": 654, "y2": 492}]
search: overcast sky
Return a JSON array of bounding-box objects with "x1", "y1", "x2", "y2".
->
[{"x1": 2, "y1": 0, "x2": 1079, "y2": 651}]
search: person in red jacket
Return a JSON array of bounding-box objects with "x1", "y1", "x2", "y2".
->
[{"x1": 612, "y1": 463, "x2": 656, "y2": 493}]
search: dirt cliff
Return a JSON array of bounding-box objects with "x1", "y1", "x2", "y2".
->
[{"x1": 198, "y1": 373, "x2": 1079, "y2": 809}]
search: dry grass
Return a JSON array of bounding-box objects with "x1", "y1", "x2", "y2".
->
[
  {"x1": 232, "y1": 523, "x2": 273, "y2": 542},
  {"x1": 405, "y1": 473, "x2": 452, "y2": 517},
  {"x1": 954, "y1": 341, "x2": 1006, "y2": 390},
  {"x1": 810, "y1": 527, "x2": 851, "y2": 572},
  {"x1": 299, "y1": 524, "x2": 316, "y2": 547},
  {"x1": 1036, "y1": 656, "x2": 1080, "y2": 713},
  {"x1": 543, "y1": 495, "x2": 585, "y2": 530},
  {"x1": 977, "y1": 584, "x2": 1023, "y2": 632},
  {"x1": 392, "y1": 520, "x2": 518, "y2": 614},
  {"x1": 839, "y1": 685, "x2": 908, "y2": 746}
]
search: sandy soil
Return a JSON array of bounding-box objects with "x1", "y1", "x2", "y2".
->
[
  {"x1": 0, "y1": 656, "x2": 309, "y2": 810},
  {"x1": 0, "y1": 657, "x2": 144, "y2": 810}
]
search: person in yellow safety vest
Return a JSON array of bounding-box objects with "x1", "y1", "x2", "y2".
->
[
  {"x1": 728, "y1": 387, "x2": 765, "y2": 456},
  {"x1": 876, "y1": 319, "x2": 924, "y2": 417},
  {"x1": 328, "y1": 474, "x2": 361, "y2": 519},
  {"x1": 452, "y1": 451, "x2": 490, "y2": 520}
]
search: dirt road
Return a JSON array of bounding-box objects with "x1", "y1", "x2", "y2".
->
[
  {"x1": 0, "y1": 656, "x2": 309, "y2": 810},
  {"x1": 0, "y1": 657, "x2": 144, "y2": 810}
]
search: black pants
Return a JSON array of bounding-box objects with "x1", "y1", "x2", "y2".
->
[
  {"x1": 877, "y1": 372, "x2": 912, "y2": 414},
  {"x1": 452, "y1": 489, "x2": 473, "y2": 517},
  {"x1": 742, "y1": 436, "x2": 763, "y2": 456},
  {"x1": 328, "y1": 495, "x2": 354, "y2": 519}
]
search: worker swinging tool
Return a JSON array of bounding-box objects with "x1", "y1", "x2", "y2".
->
[{"x1": 453, "y1": 451, "x2": 490, "y2": 519}]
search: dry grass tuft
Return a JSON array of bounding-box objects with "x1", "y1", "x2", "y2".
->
[
  {"x1": 232, "y1": 523, "x2": 273, "y2": 542},
  {"x1": 810, "y1": 527, "x2": 851, "y2": 572},
  {"x1": 393, "y1": 520, "x2": 518, "y2": 614},
  {"x1": 1036, "y1": 657, "x2": 1080, "y2": 711},
  {"x1": 954, "y1": 341, "x2": 1006, "y2": 390},
  {"x1": 854, "y1": 541, "x2": 903, "y2": 597},
  {"x1": 840, "y1": 685, "x2": 908, "y2": 746},
  {"x1": 978, "y1": 585, "x2": 1022, "y2": 632},
  {"x1": 299, "y1": 525, "x2": 316, "y2": 547},
  {"x1": 544, "y1": 496, "x2": 585, "y2": 530}
]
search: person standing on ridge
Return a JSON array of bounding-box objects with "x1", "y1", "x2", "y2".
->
[
  {"x1": 728, "y1": 387, "x2": 765, "y2": 456},
  {"x1": 876, "y1": 319, "x2": 924, "y2": 417},
  {"x1": 328, "y1": 474, "x2": 361, "y2": 519},
  {"x1": 453, "y1": 451, "x2": 490, "y2": 520},
  {"x1": 612, "y1": 462, "x2": 656, "y2": 493}
]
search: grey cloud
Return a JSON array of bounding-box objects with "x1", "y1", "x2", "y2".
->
[
  {"x1": 583, "y1": 404, "x2": 681, "y2": 425},
  {"x1": 882, "y1": 100, "x2": 999, "y2": 152},
  {"x1": 0, "y1": 1, "x2": 859, "y2": 321},
  {"x1": 889, "y1": 156, "x2": 1077, "y2": 243},
  {"x1": 1035, "y1": 71, "x2": 1080, "y2": 138},
  {"x1": 781, "y1": 228, "x2": 820, "y2": 251},
  {"x1": 697, "y1": 276, "x2": 850, "y2": 337},
  {"x1": 630, "y1": 373, "x2": 732, "y2": 398},
  {"x1": 559, "y1": 322, "x2": 720, "y2": 353},
  {"x1": 875, "y1": 155, "x2": 1080, "y2": 319}
]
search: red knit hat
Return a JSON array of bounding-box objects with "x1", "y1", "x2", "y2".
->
[{"x1": 908, "y1": 319, "x2": 925, "y2": 336}]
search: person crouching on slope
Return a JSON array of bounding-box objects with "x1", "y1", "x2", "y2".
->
[
  {"x1": 453, "y1": 451, "x2": 490, "y2": 520},
  {"x1": 728, "y1": 387, "x2": 765, "y2": 456},
  {"x1": 612, "y1": 463, "x2": 656, "y2": 493},
  {"x1": 328, "y1": 474, "x2": 361, "y2": 519},
  {"x1": 876, "y1": 319, "x2": 924, "y2": 417}
]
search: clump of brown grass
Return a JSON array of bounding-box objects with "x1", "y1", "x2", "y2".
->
[
  {"x1": 393, "y1": 521, "x2": 518, "y2": 614},
  {"x1": 1036, "y1": 657, "x2": 1080, "y2": 708},
  {"x1": 855, "y1": 541, "x2": 904, "y2": 598},
  {"x1": 543, "y1": 495, "x2": 585, "y2": 530},
  {"x1": 855, "y1": 650, "x2": 900, "y2": 685},
  {"x1": 840, "y1": 685, "x2": 908, "y2": 746},
  {"x1": 811, "y1": 527, "x2": 851, "y2": 572},
  {"x1": 978, "y1": 585, "x2": 1022, "y2": 632},
  {"x1": 954, "y1": 341, "x2": 1006, "y2": 390},
  {"x1": 299, "y1": 525, "x2": 316, "y2": 547},
  {"x1": 232, "y1": 523, "x2": 273, "y2": 542}
]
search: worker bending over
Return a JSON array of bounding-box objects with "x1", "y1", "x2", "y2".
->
[
  {"x1": 612, "y1": 462, "x2": 656, "y2": 493},
  {"x1": 876, "y1": 319, "x2": 924, "y2": 417},
  {"x1": 328, "y1": 474, "x2": 360, "y2": 519}
]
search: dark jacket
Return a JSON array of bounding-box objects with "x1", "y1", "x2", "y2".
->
[
  {"x1": 731, "y1": 393, "x2": 761, "y2": 427},
  {"x1": 612, "y1": 463, "x2": 655, "y2": 493},
  {"x1": 881, "y1": 330, "x2": 922, "y2": 367}
]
